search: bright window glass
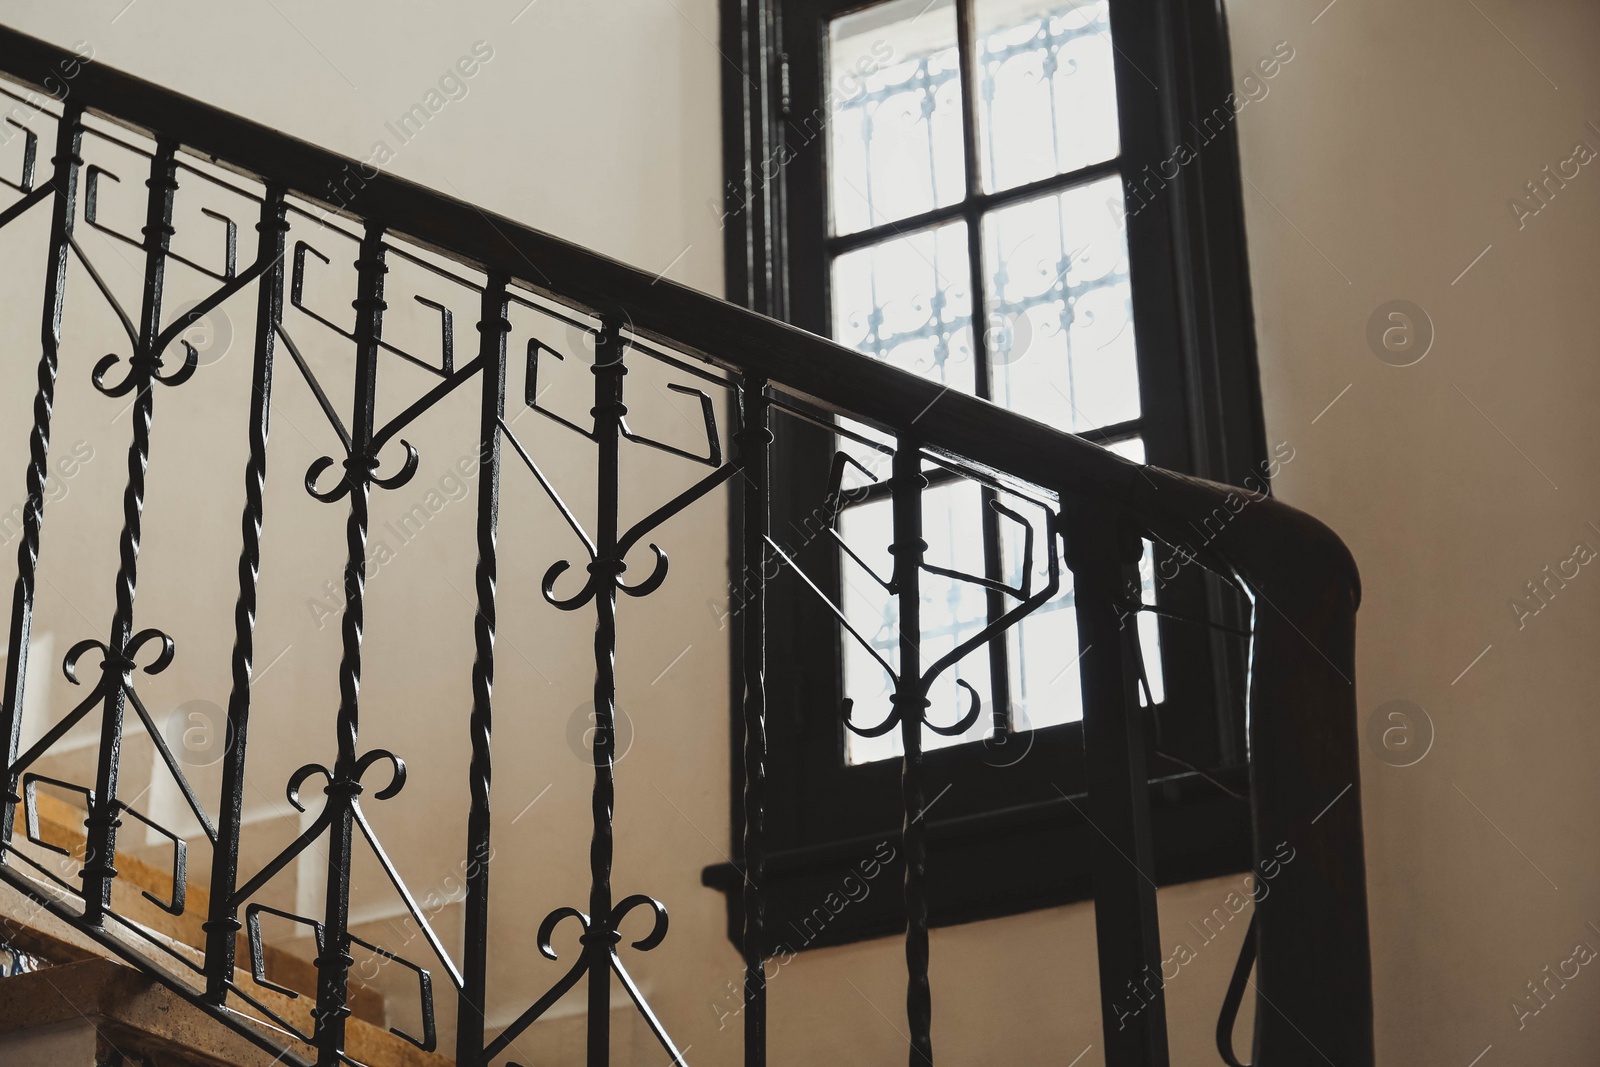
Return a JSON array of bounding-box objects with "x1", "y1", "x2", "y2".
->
[
  {"x1": 983, "y1": 176, "x2": 1139, "y2": 432},
  {"x1": 827, "y1": 0, "x2": 1146, "y2": 765},
  {"x1": 975, "y1": 0, "x2": 1121, "y2": 192},
  {"x1": 828, "y1": 0, "x2": 966, "y2": 235}
]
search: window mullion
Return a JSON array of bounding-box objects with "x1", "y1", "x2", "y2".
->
[
  {"x1": 954, "y1": 0, "x2": 1015, "y2": 734},
  {"x1": 827, "y1": 157, "x2": 1125, "y2": 255},
  {"x1": 953, "y1": 0, "x2": 988, "y2": 401},
  {"x1": 953, "y1": 0, "x2": 985, "y2": 212}
]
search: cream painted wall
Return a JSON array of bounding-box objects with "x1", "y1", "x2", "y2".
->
[
  {"x1": 1, "y1": 0, "x2": 1597, "y2": 1064},
  {"x1": 1223, "y1": 0, "x2": 1600, "y2": 1062}
]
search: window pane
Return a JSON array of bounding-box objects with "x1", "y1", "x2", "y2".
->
[
  {"x1": 982, "y1": 174, "x2": 1138, "y2": 432},
  {"x1": 832, "y1": 220, "x2": 975, "y2": 394},
  {"x1": 975, "y1": 0, "x2": 1121, "y2": 192},
  {"x1": 829, "y1": 0, "x2": 966, "y2": 235},
  {"x1": 843, "y1": 481, "x2": 996, "y2": 765}
]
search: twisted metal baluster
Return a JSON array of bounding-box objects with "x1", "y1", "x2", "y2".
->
[
  {"x1": 83, "y1": 139, "x2": 180, "y2": 923},
  {"x1": 586, "y1": 313, "x2": 627, "y2": 1067},
  {"x1": 890, "y1": 443, "x2": 933, "y2": 1067},
  {"x1": 0, "y1": 104, "x2": 83, "y2": 857},
  {"x1": 313, "y1": 222, "x2": 388, "y2": 1067},
  {"x1": 737, "y1": 377, "x2": 771, "y2": 1067},
  {"x1": 202, "y1": 184, "x2": 289, "y2": 1004},
  {"x1": 456, "y1": 271, "x2": 509, "y2": 1067}
]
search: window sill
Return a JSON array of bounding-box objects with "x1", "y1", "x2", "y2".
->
[{"x1": 701, "y1": 770, "x2": 1250, "y2": 954}]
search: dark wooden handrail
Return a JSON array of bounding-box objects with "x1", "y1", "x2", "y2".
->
[
  {"x1": 0, "y1": 24, "x2": 1128, "y2": 498},
  {"x1": 0, "y1": 23, "x2": 1372, "y2": 1066},
  {"x1": 1128, "y1": 468, "x2": 1370, "y2": 1065}
]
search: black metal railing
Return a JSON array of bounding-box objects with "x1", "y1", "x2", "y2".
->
[{"x1": 0, "y1": 25, "x2": 1371, "y2": 1067}]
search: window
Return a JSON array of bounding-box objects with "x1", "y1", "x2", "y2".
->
[
  {"x1": 710, "y1": 0, "x2": 1266, "y2": 946},
  {"x1": 825, "y1": 0, "x2": 1167, "y2": 766}
]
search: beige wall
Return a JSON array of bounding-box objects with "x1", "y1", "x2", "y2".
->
[
  {"x1": 1, "y1": 0, "x2": 1598, "y2": 1064},
  {"x1": 1226, "y1": 0, "x2": 1600, "y2": 1061}
]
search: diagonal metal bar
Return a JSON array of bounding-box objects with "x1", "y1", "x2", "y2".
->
[
  {"x1": 481, "y1": 953, "x2": 586, "y2": 1062},
  {"x1": 149, "y1": 240, "x2": 274, "y2": 360},
  {"x1": 275, "y1": 322, "x2": 353, "y2": 450},
  {"x1": 610, "y1": 950, "x2": 691, "y2": 1066},
  {"x1": 120, "y1": 682, "x2": 217, "y2": 843},
  {"x1": 67, "y1": 234, "x2": 139, "y2": 346},
  {"x1": 227, "y1": 806, "x2": 334, "y2": 910},
  {"x1": 764, "y1": 535, "x2": 894, "y2": 678},
  {"x1": 369, "y1": 352, "x2": 484, "y2": 457},
  {"x1": 0, "y1": 180, "x2": 52, "y2": 230},
  {"x1": 7, "y1": 675, "x2": 109, "y2": 783},
  {"x1": 614, "y1": 459, "x2": 742, "y2": 565},
  {"x1": 350, "y1": 804, "x2": 464, "y2": 990},
  {"x1": 499, "y1": 416, "x2": 597, "y2": 557}
]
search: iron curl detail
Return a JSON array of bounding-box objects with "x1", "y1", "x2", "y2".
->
[
  {"x1": 487, "y1": 895, "x2": 681, "y2": 1067},
  {"x1": 617, "y1": 544, "x2": 670, "y2": 599},
  {"x1": 285, "y1": 747, "x2": 406, "y2": 812},
  {"x1": 924, "y1": 678, "x2": 983, "y2": 737},
  {"x1": 537, "y1": 905, "x2": 591, "y2": 960},
  {"x1": 62, "y1": 627, "x2": 176, "y2": 683},
  {"x1": 609, "y1": 893, "x2": 669, "y2": 951},
  {"x1": 90, "y1": 340, "x2": 199, "y2": 397},
  {"x1": 351, "y1": 747, "x2": 407, "y2": 800},
  {"x1": 303, "y1": 440, "x2": 420, "y2": 503},
  {"x1": 842, "y1": 695, "x2": 902, "y2": 739},
  {"x1": 542, "y1": 543, "x2": 672, "y2": 611},
  {"x1": 284, "y1": 762, "x2": 332, "y2": 813},
  {"x1": 540, "y1": 558, "x2": 603, "y2": 611}
]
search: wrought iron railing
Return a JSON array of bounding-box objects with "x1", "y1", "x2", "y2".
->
[{"x1": 0, "y1": 24, "x2": 1371, "y2": 1067}]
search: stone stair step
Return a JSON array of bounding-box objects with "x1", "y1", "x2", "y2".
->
[
  {"x1": 0, "y1": 956, "x2": 453, "y2": 1067},
  {"x1": 8, "y1": 791, "x2": 386, "y2": 1026}
]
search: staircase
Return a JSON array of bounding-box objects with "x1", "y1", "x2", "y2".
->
[
  {"x1": 0, "y1": 788, "x2": 633, "y2": 1064},
  {"x1": 0, "y1": 22, "x2": 1372, "y2": 1067},
  {"x1": 0, "y1": 788, "x2": 426, "y2": 1064}
]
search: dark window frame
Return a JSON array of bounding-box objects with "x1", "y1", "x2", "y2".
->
[{"x1": 709, "y1": 0, "x2": 1269, "y2": 950}]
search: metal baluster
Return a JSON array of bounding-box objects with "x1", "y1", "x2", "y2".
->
[
  {"x1": 890, "y1": 442, "x2": 933, "y2": 1067},
  {"x1": 83, "y1": 139, "x2": 181, "y2": 923},
  {"x1": 202, "y1": 184, "x2": 289, "y2": 1004},
  {"x1": 1064, "y1": 500, "x2": 1169, "y2": 1067},
  {"x1": 0, "y1": 103, "x2": 83, "y2": 856},
  {"x1": 737, "y1": 377, "x2": 771, "y2": 1067},
  {"x1": 313, "y1": 222, "x2": 388, "y2": 1067},
  {"x1": 587, "y1": 312, "x2": 627, "y2": 1067},
  {"x1": 456, "y1": 271, "x2": 510, "y2": 1067}
]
